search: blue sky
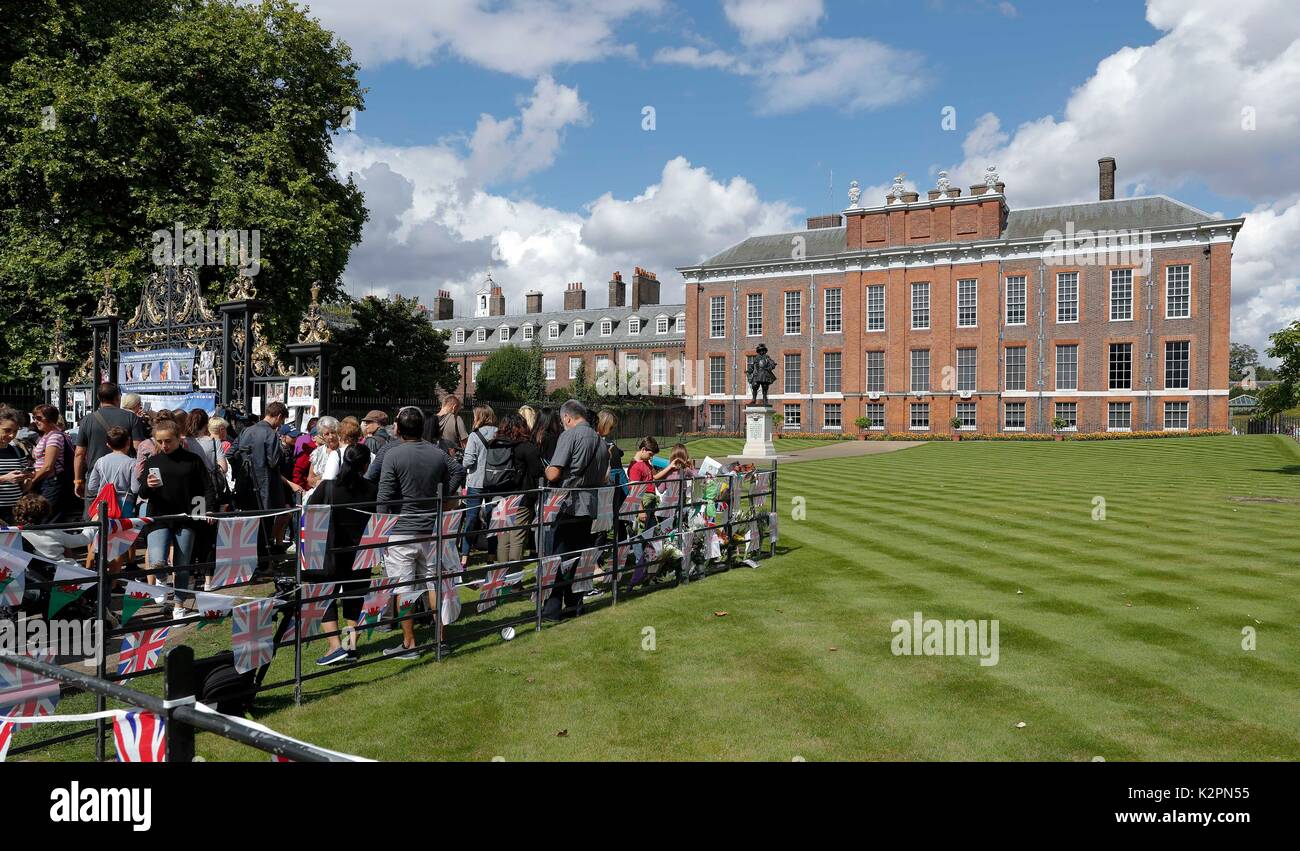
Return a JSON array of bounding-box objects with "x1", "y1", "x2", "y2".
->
[{"x1": 308, "y1": 0, "x2": 1300, "y2": 354}]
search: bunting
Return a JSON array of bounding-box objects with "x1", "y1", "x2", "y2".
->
[
  {"x1": 572, "y1": 547, "x2": 599, "y2": 594},
  {"x1": 48, "y1": 562, "x2": 97, "y2": 618},
  {"x1": 0, "y1": 525, "x2": 20, "y2": 552},
  {"x1": 489, "y1": 495, "x2": 524, "y2": 532},
  {"x1": 438, "y1": 577, "x2": 462, "y2": 625},
  {"x1": 114, "y1": 711, "x2": 167, "y2": 762},
  {"x1": 90, "y1": 518, "x2": 147, "y2": 562},
  {"x1": 299, "y1": 505, "x2": 331, "y2": 575},
  {"x1": 285, "y1": 582, "x2": 337, "y2": 642},
  {"x1": 194, "y1": 591, "x2": 236, "y2": 630},
  {"x1": 769, "y1": 511, "x2": 779, "y2": 544},
  {"x1": 213, "y1": 516, "x2": 259, "y2": 589},
  {"x1": 541, "y1": 490, "x2": 567, "y2": 526},
  {"x1": 120, "y1": 580, "x2": 155, "y2": 624},
  {"x1": 231, "y1": 599, "x2": 276, "y2": 674},
  {"x1": 477, "y1": 567, "x2": 511, "y2": 612},
  {"x1": 660, "y1": 479, "x2": 680, "y2": 508},
  {"x1": 438, "y1": 508, "x2": 465, "y2": 576},
  {"x1": 591, "y1": 486, "x2": 614, "y2": 533},
  {"x1": 352, "y1": 513, "x2": 399, "y2": 573},
  {"x1": 357, "y1": 578, "x2": 394, "y2": 637},
  {"x1": 0, "y1": 651, "x2": 59, "y2": 727},
  {"x1": 535, "y1": 555, "x2": 561, "y2": 603},
  {"x1": 118, "y1": 627, "x2": 170, "y2": 676},
  {"x1": 0, "y1": 546, "x2": 31, "y2": 607}
]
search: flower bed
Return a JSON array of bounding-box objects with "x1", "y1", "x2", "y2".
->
[{"x1": 860, "y1": 429, "x2": 1230, "y2": 442}]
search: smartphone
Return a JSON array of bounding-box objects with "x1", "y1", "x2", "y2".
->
[{"x1": 149, "y1": 466, "x2": 163, "y2": 486}]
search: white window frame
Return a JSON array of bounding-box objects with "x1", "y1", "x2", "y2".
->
[
  {"x1": 569, "y1": 356, "x2": 581, "y2": 380},
  {"x1": 710, "y1": 296, "x2": 726, "y2": 339},
  {"x1": 475, "y1": 327, "x2": 487, "y2": 343},
  {"x1": 746, "y1": 293, "x2": 763, "y2": 337},
  {"x1": 783, "y1": 403, "x2": 801, "y2": 429},
  {"x1": 866, "y1": 285, "x2": 885, "y2": 332},
  {"x1": 548, "y1": 322, "x2": 560, "y2": 340},
  {"x1": 544, "y1": 358, "x2": 556, "y2": 381},
  {"x1": 1164, "y1": 401, "x2": 1189, "y2": 431},
  {"x1": 675, "y1": 312, "x2": 685, "y2": 333},
  {"x1": 1110, "y1": 269, "x2": 1133, "y2": 321},
  {"x1": 1005, "y1": 347, "x2": 1027, "y2": 392},
  {"x1": 1166, "y1": 265, "x2": 1191, "y2": 319},
  {"x1": 956, "y1": 348, "x2": 976, "y2": 393},
  {"x1": 823, "y1": 351, "x2": 842, "y2": 394},
  {"x1": 784, "y1": 291, "x2": 801, "y2": 335},
  {"x1": 1107, "y1": 401, "x2": 1132, "y2": 432},
  {"x1": 823, "y1": 403, "x2": 842, "y2": 430},
  {"x1": 956, "y1": 401, "x2": 977, "y2": 431},
  {"x1": 627, "y1": 316, "x2": 640, "y2": 335},
  {"x1": 910, "y1": 349, "x2": 930, "y2": 394},
  {"x1": 454, "y1": 328, "x2": 466, "y2": 344},
  {"x1": 909, "y1": 402, "x2": 930, "y2": 431},
  {"x1": 865, "y1": 350, "x2": 885, "y2": 394},
  {"x1": 784, "y1": 354, "x2": 801, "y2": 395},
  {"x1": 1005, "y1": 276, "x2": 1027, "y2": 326},
  {"x1": 1055, "y1": 344, "x2": 1078, "y2": 391},
  {"x1": 521, "y1": 324, "x2": 533, "y2": 341},
  {"x1": 865, "y1": 402, "x2": 885, "y2": 430},
  {"x1": 1056, "y1": 272, "x2": 1079, "y2": 324},
  {"x1": 471, "y1": 361, "x2": 482, "y2": 381},
  {"x1": 911, "y1": 282, "x2": 930, "y2": 330},
  {"x1": 574, "y1": 320, "x2": 586, "y2": 339},
  {"x1": 656, "y1": 315, "x2": 669, "y2": 334},
  {"x1": 651, "y1": 353, "x2": 667, "y2": 387},
  {"x1": 823, "y1": 288, "x2": 842, "y2": 334},
  {"x1": 957, "y1": 279, "x2": 977, "y2": 328},
  {"x1": 1054, "y1": 401, "x2": 1077, "y2": 431},
  {"x1": 709, "y1": 356, "x2": 726, "y2": 395},
  {"x1": 1165, "y1": 340, "x2": 1190, "y2": 389},
  {"x1": 498, "y1": 325, "x2": 510, "y2": 342},
  {"x1": 1004, "y1": 401, "x2": 1026, "y2": 431}
]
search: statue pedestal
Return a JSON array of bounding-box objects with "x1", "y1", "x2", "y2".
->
[{"x1": 738, "y1": 406, "x2": 777, "y2": 459}]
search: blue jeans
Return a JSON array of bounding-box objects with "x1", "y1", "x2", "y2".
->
[
  {"x1": 459, "y1": 488, "x2": 483, "y2": 556},
  {"x1": 146, "y1": 525, "x2": 197, "y2": 593}
]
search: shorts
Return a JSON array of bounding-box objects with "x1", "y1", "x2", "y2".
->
[{"x1": 383, "y1": 536, "x2": 436, "y2": 594}]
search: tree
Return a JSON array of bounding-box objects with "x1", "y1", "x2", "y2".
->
[
  {"x1": 328, "y1": 295, "x2": 458, "y2": 398},
  {"x1": 473, "y1": 345, "x2": 541, "y2": 403},
  {"x1": 1229, "y1": 342, "x2": 1258, "y2": 381},
  {"x1": 0, "y1": 0, "x2": 367, "y2": 381},
  {"x1": 1256, "y1": 321, "x2": 1300, "y2": 416}
]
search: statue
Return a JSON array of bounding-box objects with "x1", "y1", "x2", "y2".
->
[
  {"x1": 746, "y1": 343, "x2": 777, "y2": 406},
  {"x1": 847, "y1": 180, "x2": 861, "y2": 208}
]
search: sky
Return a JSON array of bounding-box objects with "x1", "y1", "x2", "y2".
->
[{"x1": 304, "y1": 0, "x2": 1300, "y2": 359}]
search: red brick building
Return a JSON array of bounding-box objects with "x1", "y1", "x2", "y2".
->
[{"x1": 677, "y1": 159, "x2": 1242, "y2": 435}]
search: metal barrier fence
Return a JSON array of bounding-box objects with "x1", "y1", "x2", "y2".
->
[{"x1": 2, "y1": 464, "x2": 779, "y2": 760}]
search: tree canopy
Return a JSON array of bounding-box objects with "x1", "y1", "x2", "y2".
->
[
  {"x1": 473, "y1": 344, "x2": 545, "y2": 403},
  {"x1": 328, "y1": 294, "x2": 458, "y2": 399},
  {"x1": 0, "y1": 0, "x2": 367, "y2": 381},
  {"x1": 1257, "y1": 322, "x2": 1300, "y2": 416}
]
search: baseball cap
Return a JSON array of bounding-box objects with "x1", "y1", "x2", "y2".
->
[
  {"x1": 278, "y1": 424, "x2": 301, "y2": 438},
  {"x1": 362, "y1": 409, "x2": 388, "y2": 424}
]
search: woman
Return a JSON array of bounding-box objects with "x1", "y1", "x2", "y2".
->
[
  {"x1": 531, "y1": 406, "x2": 562, "y2": 465},
  {"x1": 485, "y1": 413, "x2": 543, "y2": 566},
  {"x1": 306, "y1": 416, "x2": 340, "y2": 490},
  {"x1": 307, "y1": 443, "x2": 378, "y2": 665},
  {"x1": 28, "y1": 405, "x2": 71, "y2": 518},
  {"x1": 459, "y1": 404, "x2": 498, "y2": 563},
  {"x1": 595, "y1": 409, "x2": 627, "y2": 541},
  {"x1": 428, "y1": 395, "x2": 468, "y2": 452},
  {"x1": 0, "y1": 409, "x2": 34, "y2": 524},
  {"x1": 517, "y1": 404, "x2": 538, "y2": 432}
]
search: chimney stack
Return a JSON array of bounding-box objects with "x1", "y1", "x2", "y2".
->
[
  {"x1": 434, "y1": 289, "x2": 454, "y2": 320},
  {"x1": 488, "y1": 285, "x2": 506, "y2": 316},
  {"x1": 563, "y1": 281, "x2": 586, "y2": 311},
  {"x1": 1098, "y1": 156, "x2": 1116, "y2": 201},
  {"x1": 806, "y1": 213, "x2": 843, "y2": 230},
  {"x1": 608, "y1": 271, "x2": 626, "y2": 308},
  {"x1": 525, "y1": 290, "x2": 543, "y2": 314},
  {"x1": 630, "y1": 266, "x2": 660, "y2": 309}
]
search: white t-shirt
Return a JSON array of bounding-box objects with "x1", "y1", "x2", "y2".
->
[{"x1": 310, "y1": 445, "x2": 342, "y2": 481}]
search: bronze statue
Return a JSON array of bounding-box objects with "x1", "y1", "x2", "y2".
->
[{"x1": 746, "y1": 343, "x2": 776, "y2": 405}]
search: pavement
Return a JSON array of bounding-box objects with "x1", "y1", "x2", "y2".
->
[{"x1": 766, "y1": 439, "x2": 929, "y2": 463}]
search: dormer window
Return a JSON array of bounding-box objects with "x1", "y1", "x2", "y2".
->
[
  {"x1": 600, "y1": 319, "x2": 613, "y2": 336},
  {"x1": 475, "y1": 327, "x2": 487, "y2": 343},
  {"x1": 656, "y1": 315, "x2": 669, "y2": 334},
  {"x1": 573, "y1": 320, "x2": 585, "y2": 338},
  {"x1": 548, "y1": 322, "x2": 560, "y2": 340},
  {"x1": 628, "y1": 316, "x2": 641, "y2": 334},
  {"x1": 675, "y1": 312, "x2": 685, "y2": 332},
  {"x1": 522, "y1": 324, "x2": 533, "y2": 341},
  {"x1": 498, "y1": 325, "x2": 510, "y2": 342},
  {"x1": 455, "y1": 328, "x2": 465, "y2": 344}
]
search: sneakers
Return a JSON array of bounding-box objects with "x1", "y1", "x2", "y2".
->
[
  {"x1": 316, "y1": 646, "x2": 350, "y2": 666},
  {"x1": 172, "y1": 605, "x2": 188, "y2": 621},
  {"x1": 381, "y1": 644, "x2": 419, "y2": 660}
]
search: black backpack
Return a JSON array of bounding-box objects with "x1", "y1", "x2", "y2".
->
[{"x1": 476, "y1": 430, "x2": 521, "y2": 493}]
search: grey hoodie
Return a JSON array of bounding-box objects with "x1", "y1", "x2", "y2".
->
[{"x1": 462, "y1": 425, "x2": 498, "y2": 490}]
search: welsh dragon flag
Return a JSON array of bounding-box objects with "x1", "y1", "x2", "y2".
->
[
  {"x1": 48, "y1": 562, "x2": 97, "y2": 618},
  {"x1": 357, "y1": 578, "x2": 394, "y2": 637},
  {"x1": 193, "y1": 591, "x2": 236, "y2": 630},
  {"x1": 352, "y1": 513, "x2": 399, "y2": 573},
  {"x1": 0, "y1": 546, "x2": 32, "y2": 607},
  {"x1": 120, "y1": 580, "x2": 157, "y2": 624},
  {"x1": 590, "y1": 487, "x2": 614, "y2": 533},
  {"x1": 0, "y1": 525, "x2": 20, "y2": 552}
]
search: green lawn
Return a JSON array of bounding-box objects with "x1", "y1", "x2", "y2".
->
[{"x1": 22, "y1": 436, "x2": 1300, "y2": 761}]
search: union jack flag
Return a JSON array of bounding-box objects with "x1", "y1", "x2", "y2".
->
[
  {"x1": 769, "y1": 511, "x2": 779, "y2": 544},
  {"x1": 231, "y1": 598, "x2": 277, "y2": 674},
  {"x1": 357, "y1": 577, "x2": 394, "y2": 634},
  {"x1": 438, "y1": 577, "x2": 462, "y2": 624},
  {"x1": 91, "y1": 518, "x2": 147, "y2": 562},
  {"x1": 476, "y1": 567, "x2": 511, "y2": 612},
  {"x1": 438, "y1": 508, "x2": 465, "y2": 575},
  {"x1": 0, "y1": 525, "x2": 21, "y2": 552},
  {"x1": 541, "y1": 490, "x2": 568, "y2": 526},
  {"x1": 299, "y1": 505, "x2": 331, "y2": 574},
  {"x1": 213, "y1": 516, "x2": 259, "y2": 589},
  {"x1": 660, "y1": 479, "x2": 681, "y2": 508},
  {"x1": 0, "y1": 718, "x2": 13, "y2": 762},
  {"x1": 0, "y1": 653, "x2": 60, "y2": 727},
  {"x1": 352, "y1": 513, "x2": 399, "y2": 573},
  {"x1": 751, "y1": 472, "x2": 772, "y2": 510},
  {"x1": 535, "y1": 555, "x2": 561, "y2": 602},
  {"x1": 591, "y1": 487, "x2": 614, "y2": 533},
  {"x1": 572, "y1": 547, "x2": 599, "y2": 593},
  {"x1": 614, "y1": 540, "x2": 632, "y2": 576},
  {"x1": 284, "y1": 582, "x2": 336, "y2": 642},
  {"x1": 0, "y1": 546, "x2": 31, "y2": 607},
  {"x1": 118, "y1": 627, "x2": 170, "y2": 676},
  {"x1": 114, "y1": 711, "x2": 166, "y2": 762},
  {"x1": 489, "y1": 495, "x2": 524, "y2": 532}
]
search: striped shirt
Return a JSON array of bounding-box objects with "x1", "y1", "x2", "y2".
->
[
  {"x1": 33, "y1": 429, "x2": 68, "y2": 475},
  {"x1": 0, "y1": 443, "x2": 27, "y2": 508}
]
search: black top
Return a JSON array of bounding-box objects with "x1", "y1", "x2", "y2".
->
[
  {"x1": 77, "y1": 406, "x2": 147, "y2": 473},
  {"x1": 135, "y1": 446, "x2": 217, "y2": 528},
  {"x1": 307, "y1": 475, "x2": 379, "y2": 576}
]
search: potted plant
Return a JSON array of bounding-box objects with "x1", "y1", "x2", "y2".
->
[
  {"x1": 853, "y1": 414, "x2": 871, "y2": 440},
  {"x1": 771, "y1": 412, "x2": 784, "y2": 437},
  {"x1": 949, "y1": 416, "x2": 963, "y2": 441},
  {"x1": 1051, "y1": 416, "x2": 1068, "y2": 441}
]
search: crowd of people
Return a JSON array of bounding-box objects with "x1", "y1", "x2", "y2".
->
[{"x1": 2, "y1": 382, "x2": 710, "y2": 666}]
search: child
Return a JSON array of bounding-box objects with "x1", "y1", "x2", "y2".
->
[
  {"x1": 86, "y1": 426, "x2": 137, "y2": 518},
  {"x1": 628, "y1": 437, "x2": 678, "y2": 527}
]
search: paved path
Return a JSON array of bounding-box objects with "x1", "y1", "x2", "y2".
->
[{"x1": 769, "y1": 439, "x2": 928, "y2": 463}]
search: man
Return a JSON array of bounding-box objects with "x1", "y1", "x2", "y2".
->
[
  {"x1": 228, "y1": 401, "x2": 299, "y2": 552},
  {"x1": 74, "y1": 382, "x2": 147, "y2": 515},
  {"x1": 377, "y1": 407, "x2": 452, "y2": 659},
  {"x1": 136, "y1": 420, "x2": 216, "y2": 619},
  {"x1": 361, "y1": 410, "x2": 393, "y2": 454},
  {"x1": 121, "y1": 393, "x2": 144, "y2": 418},
  {"x1": 542, "y1": 399, "x2": 609, "y2": 620}
]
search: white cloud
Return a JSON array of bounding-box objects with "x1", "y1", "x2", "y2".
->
[
  {"x1": 722, "y1": 0, "x2": 824, "y2": 45},
  {"x1": 334, "y1": 90, "x2": 798, "y2": 314},
  {"x1": 297, "y1": 0, "x2": 661, "y2": 75},
  {"x1": 655, "y1": 36, "x2": 931, "y2": 114},
  {"x1": 939, "y1": 0, "x2": 1300, "y2": 353}
]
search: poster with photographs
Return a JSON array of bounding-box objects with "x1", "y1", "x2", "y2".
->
[
  {"x1": 118, "y1": 348, "x2": 197, "y2": 393},
  {"x1": 287, "y1": 377, "x2": 317, "y2": 409},
  {"x1": 265, "y1": 382, "x2": 287, "y2": 406}
]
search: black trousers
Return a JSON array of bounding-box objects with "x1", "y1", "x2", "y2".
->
[{"x1": 543, "y1": 513, "x2": 595, "y2": 619}]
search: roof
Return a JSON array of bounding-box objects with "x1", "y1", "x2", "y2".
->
[
  {"x1": 1229, "y1": 394, "x2": 1260, "y2": 407},
  {"x1": 689, "y1": 195, "x2": 1232, "y2": 269},
  {"x1": 430, "y1": 304, "x2": 687, "y2": 354}
]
